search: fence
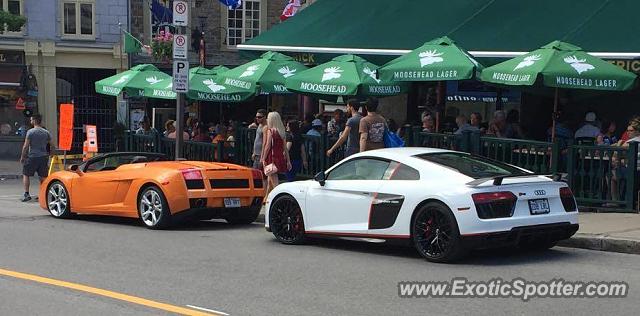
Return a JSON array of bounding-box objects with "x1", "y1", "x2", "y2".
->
[{"x1": 125, "y1": 128, "x2": 639, "y2": 212}]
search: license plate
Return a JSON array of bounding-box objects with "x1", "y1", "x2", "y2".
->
[
  {"x1": 224, "y1": 198, "x2": 241, "y2": 208},
  {"x1": 528, "y1": 198, "x2": 550, "y2": 215}
]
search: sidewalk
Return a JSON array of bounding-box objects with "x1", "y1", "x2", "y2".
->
[
  {"x1": 0, "y1": 159, "x2": 22, "y2": 179},
  {"x1": 559, "y1": 212, "x2": 640, "y2": 255}
]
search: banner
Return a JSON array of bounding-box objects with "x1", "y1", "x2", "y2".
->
[
  {"x1": 58, "y1": 103, "x2": 74, "y2": 151},
  {"x1": 85, "y1": 124, "x2": 98, "y2": 153}
]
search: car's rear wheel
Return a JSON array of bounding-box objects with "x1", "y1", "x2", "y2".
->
[
  {"x1": 225, "y1": 206, "x2": 261, "y2": 225},
  {"x1": 412, "y1": 202, "x2": 466, "y2": 263},
  {"x1": 46, "y1": 181, "x2": 72, "y2": 219},
  {"x1": 138, "y1": 186, "x2": 171, "y2": 229},
  {"x1": 269, "y1": 195, "x2": 306, "y2": 244}
]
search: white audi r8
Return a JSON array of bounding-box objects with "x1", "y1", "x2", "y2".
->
[{"x1": 265, "y1": 148, "x2": 579, "y2": 263}]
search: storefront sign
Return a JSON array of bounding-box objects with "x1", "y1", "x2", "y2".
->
[
  {"x1": 608, "y1": 59, "x2": 640, "y2": 74},
  {"x1": 58, "y1": 104, "x2": 74, "y2": 151},
  {"x1": 0, "y1": 51, "x2": 24, "y2": 64},
  {"x1": 291, "y1": 53, "x2": 316, "y2": 64}
]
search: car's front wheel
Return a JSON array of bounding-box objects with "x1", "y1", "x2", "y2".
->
[
  {"x1": 412, "y1": 202, "x2": 466, "y2": 263},
  {"x1": 138, "y1": 186, "x2": 171, "y2": 229},
  {"x1": 225, "y1": 206, "x2": 261, "y2": 225},
  {"x1": 269, "y1": 195, "x2": 306, "y2": 244},
  {"x1": 46, "y1": 181, "x2": 72, "y2": 219}
]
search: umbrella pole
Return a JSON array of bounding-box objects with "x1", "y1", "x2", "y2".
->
[{"x1": 551, "y1": 88, "x2": 558, "y2": 142}]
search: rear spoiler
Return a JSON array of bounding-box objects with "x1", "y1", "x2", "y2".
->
[{"x1": 466, "y1": 173, "x2": 562, "y2": 187}]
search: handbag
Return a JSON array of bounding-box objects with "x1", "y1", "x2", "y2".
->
[
  {"x1": 384, "y1": 128, "x2": 405, "y2": 148},
  {"x1": 264, "y1": 129, "x2": 279, "y2": 176}
]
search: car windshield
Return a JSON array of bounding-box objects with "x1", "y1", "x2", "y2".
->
[{"x1": 416, "y1": 153, "x2": 528, "y2": 179}]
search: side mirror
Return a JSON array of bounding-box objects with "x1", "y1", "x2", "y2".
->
[
  {"x1": 314, "y1": 171, "x2": 326, "y2": 186},
  {"x1": 69, "y1": 164, "x2": 83, "y2": 175}
]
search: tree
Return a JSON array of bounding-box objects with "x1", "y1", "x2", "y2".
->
[{"x1": 0, "y1": 10, "x2": 27, "y2": 33}]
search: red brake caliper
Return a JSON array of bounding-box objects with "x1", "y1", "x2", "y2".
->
[{"x1": 424, "y1": 217, "x2": 434, "y2": 238}]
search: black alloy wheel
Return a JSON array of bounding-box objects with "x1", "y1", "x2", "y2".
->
[
  {"x1": 269, "y1": 195, "x2": 306, "y2": 245},
  {"x1": 412, "y1": 202, "x2": 466, "y2": 263}
]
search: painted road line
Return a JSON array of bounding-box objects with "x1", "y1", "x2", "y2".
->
[
  {"x1": 0, "y1": 268, "x2": 221, "y2": 316},
  {"x1": 186, "y1": 305, "x2": 230, "y2": 315}
]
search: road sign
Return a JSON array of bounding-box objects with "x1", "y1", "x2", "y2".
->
[
  {"x1": 173, "y1": 0, "x2": 188, "y2": 26},
  {"x1": 173, "y1": 60, "x2": 189, "y2": 93},
  {"x1": 173, "y1": 34, "x2": 188, "y2": 59}
]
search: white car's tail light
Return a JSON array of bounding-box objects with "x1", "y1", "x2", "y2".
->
[
  {"x1": 472, "y1": 191, "x2": 517, "y2": 219},
  {"x1": 560, "y1": 187, "x2": 577, "y2": 212}
]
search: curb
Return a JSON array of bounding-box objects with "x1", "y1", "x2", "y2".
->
[
  {"x1": 558, "y1": 234, "x2": 640, "y2": 255},
  {"x1": 0, "y1": 174, "x2": 21, "y2": 180}
]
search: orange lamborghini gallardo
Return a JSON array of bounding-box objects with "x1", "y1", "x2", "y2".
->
[{"x1": 39, "y1": 152, "x2": 265, "y2": 229}]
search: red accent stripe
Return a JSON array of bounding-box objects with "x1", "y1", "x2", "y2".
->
[
  {"x1": 367, "y1": 192, "x2": 378, "y2": 230},
  {"x1": 305, "y1": 230, "x2": 410, "y2": 239}
]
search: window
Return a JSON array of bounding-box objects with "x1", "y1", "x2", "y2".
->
[
  {"x1": 417, "y1": 153, "x2": 528, "y2": 179},
  {"x1": 226, "y1": 0, "x2": 263, "y2": 47},
  {"x1": 327, "y1": 158, "x2": 390, "y2": 181},
  {"x1": 387, "y1": 161, "x2": 421, "y2": 180},
  {"x1": 61, "y1": 0, "x2": 95, "y2": 39},
  {"x1": 1, "y1": 0, "x2": 24, "y2": 35}
]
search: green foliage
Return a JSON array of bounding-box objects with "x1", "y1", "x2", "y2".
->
[{"x1": 0, "y1": 10, "x2": 27, "y2": 33}]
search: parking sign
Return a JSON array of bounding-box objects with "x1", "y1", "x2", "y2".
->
[
  {"x1": 173, "y1": 60, "x2": 189, "y2": 93},
  {"x1": 173, "y1": 0, "x2": 188, "y2": 26},
  {"x1": 173, "y1": 34, "x2": 188, "y2": 59}
]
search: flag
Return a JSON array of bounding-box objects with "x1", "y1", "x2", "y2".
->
[
  {"x1": 219, "y1": 0, "x2": 242, "y2": 10},
  {"x1": 123, "y1": 30, "x2": 151, "y2": 55},
  {"x1": 280, "y1": 0, "x2": 301, "y2": 21}
]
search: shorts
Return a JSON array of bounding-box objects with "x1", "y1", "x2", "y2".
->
[{"x1": 23, "y1": 156, "x2": 49, "y2": 177}]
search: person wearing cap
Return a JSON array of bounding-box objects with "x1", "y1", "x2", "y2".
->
[
  {"x1": 306, "y1": 119, "x2": 323, "y2": 137},
  {"x1": 575, "y1": 112, "x2": 601, "y2": 139}
]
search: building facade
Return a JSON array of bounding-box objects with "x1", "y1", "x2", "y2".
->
[{"x1": 0, "y1": 0, "x2": 128, "y2": 157}]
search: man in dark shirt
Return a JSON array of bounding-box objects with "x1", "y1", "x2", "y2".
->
[
  {"x1": 359, "y1": 98, "x2": 386, "y2": 152},
  {"x1": 20, "y1": 114, "x2": 52, "y2": 202},
  {"x1": 327, "y1": 99, "x2": 362, "y2": 157}
]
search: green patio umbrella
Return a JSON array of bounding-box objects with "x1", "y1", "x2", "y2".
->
[
  {"x1": 285, "y1": 54, "x2": 409, "y2": 97},
  {"x1": 143, "y1": 66, "x2": 258, "y2": 102},
  {"x1": 95, "y1": 64, "x2": 171, "y2": 97},
  {"x1": 378, "y1": 36, "x2": 483, "y2": 82},
  {"x1": 480, "y1": 40, "x2": 637, "y2": 139},
  {"x1": 216, "y1": 51, "x2": 308, "y2": 94}
]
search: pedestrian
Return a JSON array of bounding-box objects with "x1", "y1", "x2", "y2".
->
[
  {"x1": 487, "y1": 110, "x2": 507, "y2": 138},
  {"x1": 166, "y1": 120, "x2": 190, "y2": 140},
  {"x1": 454, "y1": 114, "x2": 479, "y2": 135},
  {"x1": 327, "y1": 99, "x2": 362, "y2": 157},
  {"x1": 135, "y1": 117, "x2": 158, "y2": 136},
  {"x1": 306, "y1": 119, "x2": 323, "y2": 137},
  {"x1": 285, "y1": 120, "x2": 308, "y2": 182},
  {"x1": 505, "y1": 109, "x2": 524, "y2": 139},
  {"x1": 327, "y1": 109, "x2": 345, "y2": 138},
  {"x1": 300, "y1": 113, "x2": 315, "y2": 134},
  {"x1": 261, "y1": 112, "x2": 291, "y2": 198},
  {"x1": 19, "y1": 114, "x2": 52, "y2": 202},
  {"x1": 192, "y1": 123, "x2": 211, "y2": 142},
  {"x1": 421, "y1": 113, "x2": 435, "y2": 133},
  {"x1": 574, "y1": 112, "x2": 600, "y2": 140},
  {"x1": 596, "y1": 120, "x2": 618, "y2": 146},
  {"x1": 163, "y1": 119, "x2": 175, "y2": 137},
  {"x1": 359, "y1": 97, "x2": 386, "y2": 152},
  {"x1": 252, "y1": 109, "x2": 267, "y2": 169},
  {"x1": 470, "y1": 112, "x2": 486, "y2": 134}
]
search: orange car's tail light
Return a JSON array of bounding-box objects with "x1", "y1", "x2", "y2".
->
[
  {"x1": 181, "y1": 168, "x2": 203, "y2": 180},
  {"x1": 181, "y1": 168, "x2": 205, "y2": 190}
]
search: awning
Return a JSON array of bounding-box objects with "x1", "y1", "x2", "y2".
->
[{"x1": 240, "y1": 0, "x2": 640, "y2": 64}]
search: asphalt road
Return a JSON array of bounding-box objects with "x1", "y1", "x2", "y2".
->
[{"x1": 1, "y1": 178, "x2": 639, "y2": 315}]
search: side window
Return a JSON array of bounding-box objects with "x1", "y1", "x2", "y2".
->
[
  {"x1": 386, "y1": 161, "x2": 420, "y2": 180},
  {"x1": 327, "y1": 158, "x2": 390, "y2": 181}
]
